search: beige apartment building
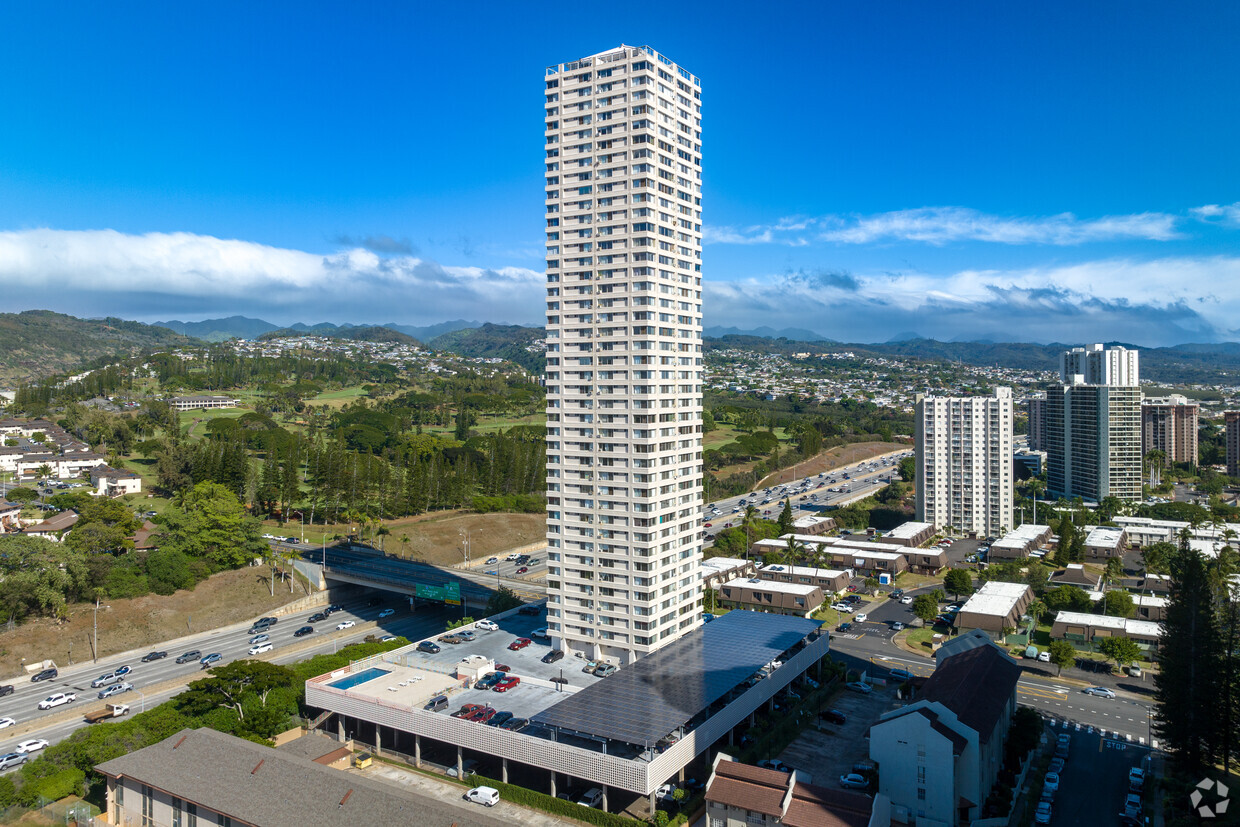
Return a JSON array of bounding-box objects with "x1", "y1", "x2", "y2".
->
[
  {"x1": 1142, "y1": 395, "x2": 1198, "y2": 467},
  {"x1": 544, "y1": 45, "x2": 705, "y2": 664}
]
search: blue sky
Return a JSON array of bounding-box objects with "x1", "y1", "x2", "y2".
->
[{"x1": 0, "y1": 2, "x2": 1237, "y2": 346}]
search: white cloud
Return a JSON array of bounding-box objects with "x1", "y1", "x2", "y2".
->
[
  {"x1": 706, "y1": 205, "x2": 1186, "y2": 246},
  {"x1": 1191, "y1": 202, "x2": 1240, "y2": 227},
  {"x1": 703, "y1": 255, "x2": 1240, "y2": 346},
  {"x1": 0, "y1": 228, "x2": 545, "y2": 324}
]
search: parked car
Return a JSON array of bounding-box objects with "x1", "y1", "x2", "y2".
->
[
  {"x1": 1043, "y1": 771, "x2": 1060, "y2": 792},
  {"x1": 38, "y1": 692, "x2": 75, "y2": 710},
  {"x1": 846, "y1": 682, "x2": 873, "y2": 694},
  {"x1": 891, "y1": 622, "x2": 905, "y2": 632},
  {"x1": 889, "y1": 668, "x2": 914, "y2": 682},
  {"x1": 1129, "y1": 767, "x2": 1146, "y2": 791},
  {"x1": 900, "y1": 595, "x2": 914, "y2": 604},
  {"x1": 500, "y1": 717, "x2": 528, "y2": 731},
  {"x1": 508, "y1": 637, "x2": 532, "y2": 651},
  {"x1": 457, "y1": 630, "x2": 476, "y2": 641},
  {"x1": 493, "y1": 676, "x2": 521, "y2": 692},
  {"x1": 531, "y1": 627, "x2": 550, "y2": 640},
  {"x1": 1038, "y1": 651, "x2": 1052, "y2": 662},
  {"x1": 140, "y1": 651, "x2": 167, "y2": 662},
  {"x1": 594, "y1": 663, "x2": 618, "y2": 678},
  {"x1": 451, "y1": 704, "x2": 484, "y2": 719},
  {"x1": 759, "y1": 759, "x2": 791, "y2": 773},
  {"x1": 836, "y1": 622, "x2": 853, "y2": 632},
  {"x1": 475, "y1": 620, "x2": 499, "y2": 632},
  {"x1": 839, "y1": 773, "x2": 868, "y2": 789},
  {"x1": 464, "y1": 786, "x2": 500, "y2": 807},
  {"x1": 1034, "y1": 801, "x2": 1052, "y2": 824},
  {"x1": 447, "y1": 758, "x2": 481, "y2": 777},
  {"x1": 1083, "y1": 686, "x2": 1116, "y2": 699},
  {"x1": 518, "y1": 605, "x2": 541, "y2": 616},
  {"x1": 476, "y1": 672, "x2": 506, "y2": 690},
  {"x1": 821, "y1": 709, "x2": 847, "y2": 725},
  {"x1": 416, "y1": 641, "x2": 442, "y2": 654},
  {"x1": 1049, "y1": 757, "x2": 1065, "y2": 774},
  {"x1": 175, "y1": 651, "x2": 202, "y2": 664},
  {"x1": 854, "y1": 613, "x2": 868, "y2": 623},
  {"x1": 577, "y1": 788, "x2": 604, "y2": 808},
  {"x1": 30, "y1": 668, "x2": 58, "y2": 682},
  {"x1": 487, "y1": 711, "x2": 514, "y2": 728},
  {"x1": 294, "y1": 625, "x2": 314, "y2": 637},
  {"x1": 542, "y1": 650, "x2": 564, "y2": 664}
]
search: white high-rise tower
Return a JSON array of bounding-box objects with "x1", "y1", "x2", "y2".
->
[{"x1": 543, "y1": 45, "x2": 704, "y2": 665}]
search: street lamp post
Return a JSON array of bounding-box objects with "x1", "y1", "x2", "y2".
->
[{"x1": 93, "y1": 598, "x2": 109, "y2": 663}]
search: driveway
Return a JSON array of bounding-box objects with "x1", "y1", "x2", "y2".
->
[{"x1": 775, "y1": 681, "x2": 901, "y2": 788}]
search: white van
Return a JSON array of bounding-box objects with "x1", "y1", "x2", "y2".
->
[
  {"x1": 464, "y1": 786, "x2": 500, "y2": 807},
  {"x1": 248, "y1": 643, "x2": 274, "y2": 656}
]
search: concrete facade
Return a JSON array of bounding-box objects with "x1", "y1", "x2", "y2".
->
[
  {"x1": 1142, "y1": 395, "x2": 1199, "y2": 468},
  {"x1": 544, "y1": 45, "x2": 705, "y2": 664},
  {"x1": 915, "y1": 388, "x2": 1014, "y2": 538}
]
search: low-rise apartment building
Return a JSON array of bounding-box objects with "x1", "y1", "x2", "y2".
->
[
  {"x1": 1082, "y1": 526, "x2": 1127, "y2": 560},
  {"x1": 757, "y1": 564, "x2": 850, "y2": 595},
  {"x1": 701, "y1": 557, "x2": 757, "y2": 590},
  {"x1": 955, "y1": 581, "x2": 1033, "y2": 637},
  {"x1": 988, "y1": 524, "x2": 1052, "y2": 560},
  {"x1": 718, "y1": 578, "x2": 824, "y2": 618},
  {"x1": 883, "y1": 520, "x2": 936, "y2": 547},
  {"x1": 1051, "y1": 611, "x2": 1163, "y2": 653},
  {"x1": 705, "y1": 753, "x2": 887, "y2": 827}
]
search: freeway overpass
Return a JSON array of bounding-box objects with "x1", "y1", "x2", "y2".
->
[{"x1": 306, "y1": 544, "x2": 546, "y2": 610}]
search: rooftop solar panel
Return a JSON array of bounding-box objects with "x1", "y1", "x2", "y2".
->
[{"x1": 531, "y1": 611, "x2": 822, "y2": 747}]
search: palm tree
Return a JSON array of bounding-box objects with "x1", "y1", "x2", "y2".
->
[
  {"x1": 1028, "y1": 599, "x2": 1047, "y2": 626},
  {"x1": 1144, "y1": 450, "x2": 1165, "y2": 488}
]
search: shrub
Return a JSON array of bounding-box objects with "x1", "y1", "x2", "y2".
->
[{"x1": 19, "y1": 767, "x2": 85, "y2": 805}]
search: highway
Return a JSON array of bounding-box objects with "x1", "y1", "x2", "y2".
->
[
  {"x1": 0, "y1": 597, "x2": 460, "y2": 763},
  {"x1": 702, "y1": 450, "x2": 911, "y2": 538}
]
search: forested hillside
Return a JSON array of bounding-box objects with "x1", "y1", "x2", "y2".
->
[
  {"x1": 0, "y1": 310, "x2": 197, "y2": 385},
  {"x1": 430, "y1": 323, "x2": 545, "y2": 374}
]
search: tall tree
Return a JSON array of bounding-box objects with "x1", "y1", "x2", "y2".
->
[
  {"x1": 1155, "y1": 533, "x2": 1222, "y2": 771},
  {"x1": 943, "y1": 568, "x2": 973, "y2": 601}
]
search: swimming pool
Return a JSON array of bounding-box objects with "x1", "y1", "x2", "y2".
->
[{"x1": 328, "y1": 667, "x2": 391, "y2": 691}]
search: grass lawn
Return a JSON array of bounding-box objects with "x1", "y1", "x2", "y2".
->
[
  {"x1": 905, "y1": 625, "x2": 947, "y2": 653},
  {"x1": 308, "y1": 386, "x2": 370, "y2": 408}
]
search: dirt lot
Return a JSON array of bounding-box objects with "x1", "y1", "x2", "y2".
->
[
  {"x1": 381, "y1": 511, "x2": 546, "y2": 568},
  {"x1": 0, "y1": 567, "x2": 312, "y2": 678},
  {"x1": 757, "y1": 441, "x2": 907, "y2": 489}
]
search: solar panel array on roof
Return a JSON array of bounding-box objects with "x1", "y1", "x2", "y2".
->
[{"x1": 531, "y1": 611, "x2": 822, "y2": 747}]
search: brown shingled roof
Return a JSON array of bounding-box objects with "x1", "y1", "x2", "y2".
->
[
  {"x1": 785, "y1": 782, "x2": 873, "y2": 827},
  {"x1": 919, "y1": 643, "x2": 1020, "y2": 743}
]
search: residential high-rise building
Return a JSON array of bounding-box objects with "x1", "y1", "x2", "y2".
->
[
  {"x1": 1141, "y1": 395, "x2": 1199, "y2": 468},
  {"x1": 1060, "y1": 343, "x2": 1139, "y2": 385},
  {"x1": 915, "y1": 388, "x2": 1014, "y2": 537},
  {"x1": 1226, "y1": 411, "x2": 1240, "y2": 478},
  {"x1": 1027, "y1": 394, "x2": 1047, "y2": 451},
  {"x1": 1046, "y1": 345, "x2": 1142, "y2": 503},
  {"x1": 543, "y1": 45, "x2": 704, "y2": 664}
]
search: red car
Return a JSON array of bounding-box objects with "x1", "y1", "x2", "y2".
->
[
  {"x1": 472, "y1": 707, "x2": 497, "y2": 724},
  {"x1": 847, "y1": 585, "x2": 860, "y2": 593},
  {"x1": 704, "y1": 522, "x2": 713, "y2": 527},
  {"x1": 508, "y1": 637, "x2": 532, "y2": 651},
  {"x1": 493, "y1": 663, "x2": 512, "y2": 673},
  {"x1": 516, "y1": 566, "x2": 529, "y2": 574},
  {"x1": 493, "y1": 676, "x2": 521, "y2": 692}
]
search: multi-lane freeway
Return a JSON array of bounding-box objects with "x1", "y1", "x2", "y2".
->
[
  {"x1": 702, "y1": 450, "x2": 911, "y2": 538},
  {"x1": 0, "y1": 597, "x2": 460, "y2": 762}
]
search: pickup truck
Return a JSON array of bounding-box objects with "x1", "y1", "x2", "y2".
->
[{"x1": 84, "y1": 703, "x2": 130, "y2": 724}]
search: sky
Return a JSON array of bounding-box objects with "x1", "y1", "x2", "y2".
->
[{"x1": 0, "y1": 2, "x2": 1237, "y2": 347}]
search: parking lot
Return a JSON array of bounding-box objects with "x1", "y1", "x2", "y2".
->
[
  {"x1": 776, "y1": 680, "x2": 901, "y2": 786},
  {"x1": 400, "y1": 606, "x2": 605, "y2": 723}
]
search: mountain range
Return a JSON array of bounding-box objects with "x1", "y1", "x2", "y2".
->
[{"x1": 155, "y1": 316, "x2": 484, "y2": 343}]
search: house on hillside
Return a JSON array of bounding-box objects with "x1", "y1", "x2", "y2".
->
[
  {"x1": 21, "y1": 510, "x2": 79, "y2": 542},
  {"x1": 705, "y1": 753, "x2": 889, "y2": 827}
]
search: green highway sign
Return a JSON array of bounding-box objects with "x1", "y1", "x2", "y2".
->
[{"x1": 415, "y1": 581, "x2": 461, "y2": 605}]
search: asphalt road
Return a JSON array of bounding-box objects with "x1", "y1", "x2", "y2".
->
[
  {"x1": 0, "y1": 597, "x2": 460, "y2": 763},
  {"x1": 828, "y1": 591, "x2": 1157, "y2": 747},
  {"x1": 703, "y1": 450, "x2": 911, "y2": 537}
]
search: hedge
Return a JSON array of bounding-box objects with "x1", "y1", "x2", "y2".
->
[
  {"x1": 465, "y1": 773, "x2": 641, "y2": 826},
  {"x1": 19, "y1": 768, "x2": 85, "y2": 806}
]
